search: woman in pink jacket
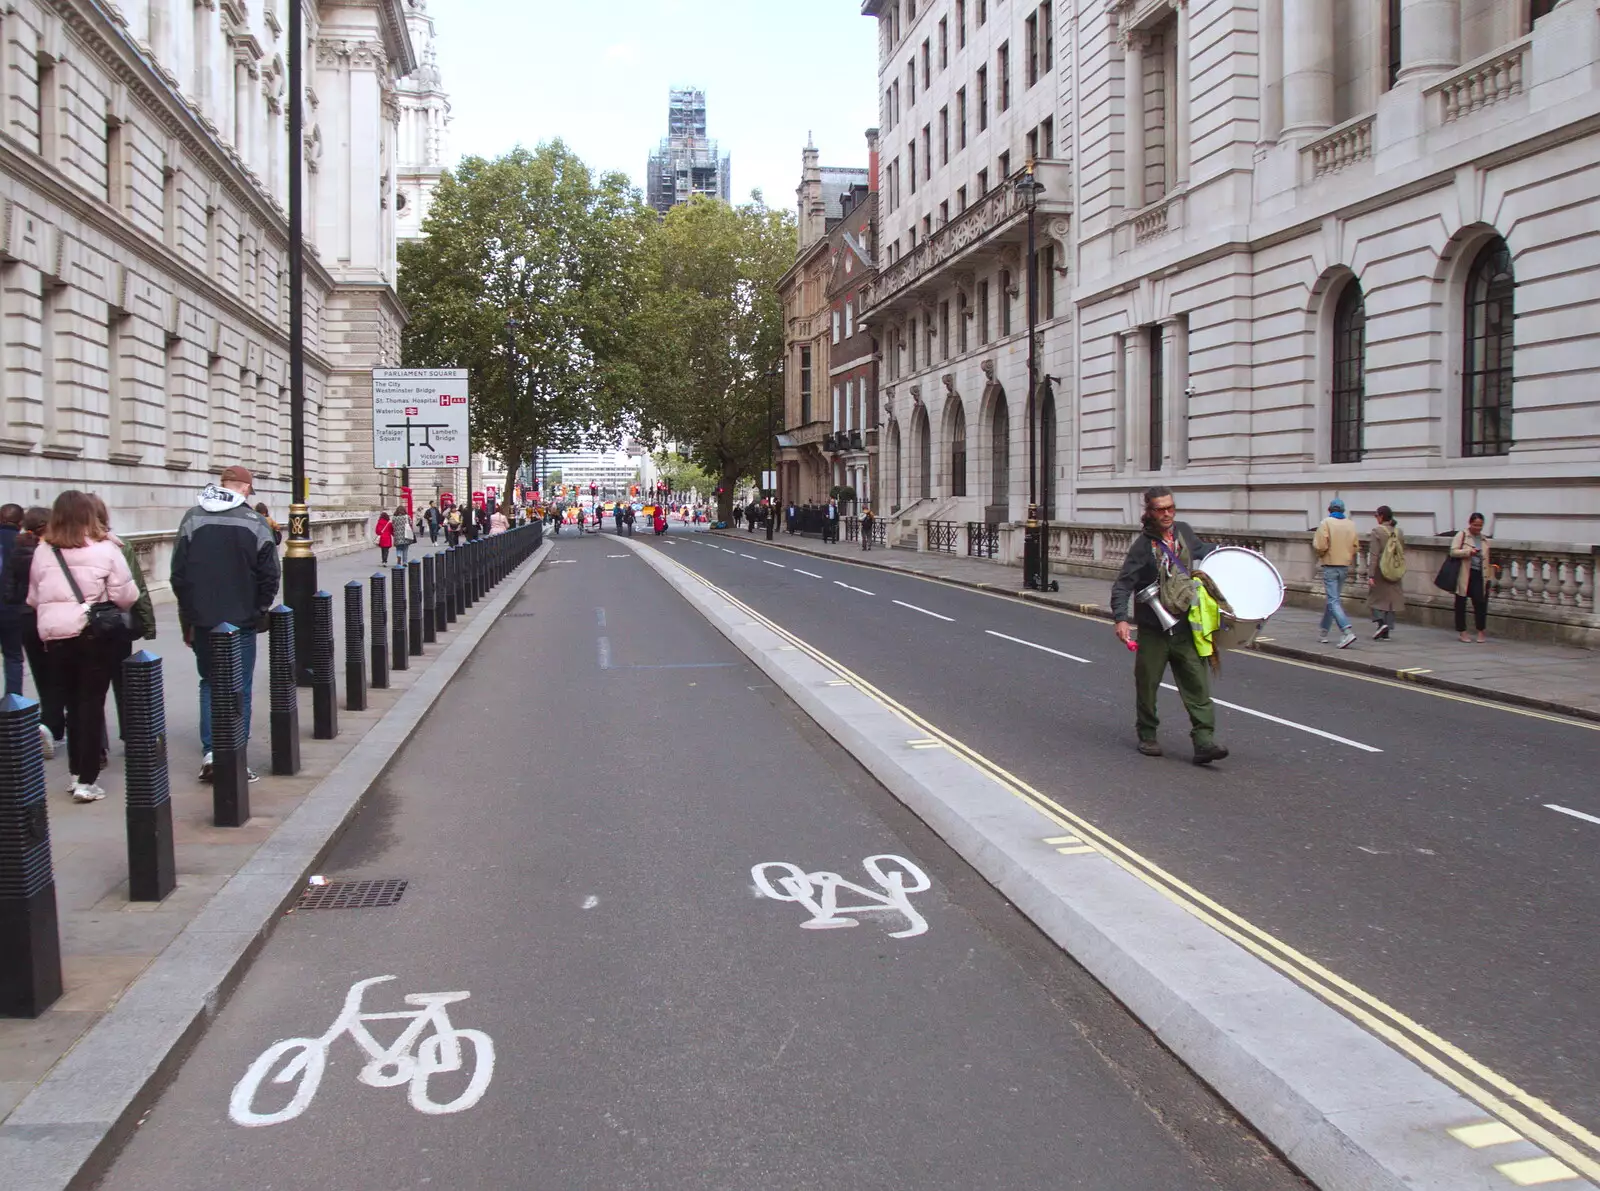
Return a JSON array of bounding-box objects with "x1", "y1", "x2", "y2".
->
[{"x1": 28, "y1": 490, "x2": 138, "y2": 803}]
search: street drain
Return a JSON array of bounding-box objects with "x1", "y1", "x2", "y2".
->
[
  {"x1": 294, "y1": 878, "x2": 408, "y2": 911},
  {"x1": 503, "y1": 612, "x2": 538, "y2": 618}
]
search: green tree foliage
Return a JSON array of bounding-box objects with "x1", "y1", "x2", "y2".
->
[
  {"x1": 398, "y1": 143, "x2": 647, "y2": 491},
  {"x1": 633, "y1": 197, "x2": 794, "y2": 522},
  {"x1": 652, "y1": 451, "x2": 714, "y2": 499}
]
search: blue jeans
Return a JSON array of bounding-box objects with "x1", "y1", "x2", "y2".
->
[
  {"x1": 396, "y1": 542, "x2": 410, "y2": 566},
  {"x1": 194, "y1": 629, "x2": 257, "y2": 753},
  {"x1": 1319, "y1": 565, "x2": 1353, "y2": 634}
]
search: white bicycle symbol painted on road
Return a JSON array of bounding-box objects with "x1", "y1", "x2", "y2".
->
[
  {"x1": 752, "y1": 854, "x2": 932, "y2": 939},
  {"x1": 229, "y1": 975, "x2": 495, "y2": 1127}
]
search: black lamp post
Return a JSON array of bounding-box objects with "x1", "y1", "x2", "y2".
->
[
  {"x1": 504, "y1": 316, "x2": 520, "y2": 516},
  {"x1": 764, "y1": 360, "x2": 784, "y2": 540},
  {"x1": 1013, "y1": 161, "x2": 1056, "y2": 593},
  {"x1": 282, "y1": 0, "x2": 316, "y2": 683}
]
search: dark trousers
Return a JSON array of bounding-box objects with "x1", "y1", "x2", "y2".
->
[
  {"x1": 1133, "y1": 626, "x2": 1216, "y2": 748},
  {"x1": 0, "y1": 614, "x2": 23, "y2": 696},
  {"x1": 380, "y1": 546, "x2": 391, "y2": 564},
  {"x1": 22, "y1": 617, "x2": 63, "y2": 740},
  {"x1": 861, "y1": 522, "x2": 873, "y2": 550},
  {"x1": 47, "y1": 634, "x2": 118, "y2": 784},
  {"x1": 108, "y1": 638, "x2": 135, "y2": 741},
  {"x1": 1455, "y1": 571, "x2": 1488, "y2": 632}
]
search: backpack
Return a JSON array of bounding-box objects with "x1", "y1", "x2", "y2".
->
[{"x1": 1379, "y1": 526, "x2": 1406, "y2": 582}]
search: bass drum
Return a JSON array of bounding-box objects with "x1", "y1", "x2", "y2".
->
[{"x1": 1196, "y1": 546, "x2": 1284, "y2": 622}]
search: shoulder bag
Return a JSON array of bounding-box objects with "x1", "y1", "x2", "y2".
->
[
  {"x1": 52, "y1": 547, "x2": 133, "y2": 642},
  {"x1": 1432, "y1": 534, "x2": 1463, "y2": 594}
]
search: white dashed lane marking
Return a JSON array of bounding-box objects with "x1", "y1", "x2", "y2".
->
[
  {"x1": 795, "y1": 569, "x2": 824, "y2": 579},
  {"x1": 892, "y1": 600, "x2": 954, "y2": 622},
  {"x1": 985, "y1": 630, "x2": 1091, "y2": 664},
  {"x1": 833, "y1": 581, "x2": 875, "y2": 596},
  {"x1": 1159, "y1": 684, "x2": 1383, "y2": 752}
]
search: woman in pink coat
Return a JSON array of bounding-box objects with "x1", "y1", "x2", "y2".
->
[{"x1": 28, "y1": 490, "x2": 138, "y2": 802}]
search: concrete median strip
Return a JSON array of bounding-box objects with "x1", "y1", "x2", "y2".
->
[
  {"x1": 0, "y1": 541, "x2": 554, "y2": 1191},
  {"x1": 624, "y1": 534, "x2": 1597, "y2": 1191}
]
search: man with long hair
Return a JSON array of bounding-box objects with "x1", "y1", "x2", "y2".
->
[{"x1": 1109, "y1": 487, "x2": 1229, "y2": 765}]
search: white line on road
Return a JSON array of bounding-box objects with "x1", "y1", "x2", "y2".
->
[
  {"x1": 597, "y1": 637, "x2": 611, "y2": 670},
  {"x1": 1546, "y1": 803, "x2": 1600, "y2": 827},
  {"x1": 893, "y1": 599, "x2": 954, "y2": 622},
  {"x1": 763, "y1": 560, "x2": 786, "y2": 568},
  {"x1": 795, "y1": 569, "x2": 824, "y2": 579},
  {"x1": 741, "y1": 553, "x2": 758, "y2": 560},
  {"x1": 834, "y1": 580, "x2": 876, "y2": 596},
  {"x1": 1160, "y1": 684, "x2": 1382, "y2": 752},
  {"x1": 985, "y1": 630, "x2": 1091, "y2": 664}
]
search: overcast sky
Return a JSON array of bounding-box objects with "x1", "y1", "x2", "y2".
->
[{"x1": 424, "y1": 0, "x2": 880, "y2": 213}]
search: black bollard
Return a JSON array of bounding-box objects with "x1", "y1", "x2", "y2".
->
[
  {"x1": 311, "y1": 591, "x2": 338, "y2": 739},
  {"x1": 433, "y1": 552, "x2": 447, "y2": 635},
  {"x1": 370, "y1": 572, "x2": 390, "y2": 690},
  {"x1": 268, "y1": 606, "x2": 300, "y2": 776},
  {"x1": 422, "y1": 555, "x2": 438, "y2": 644},
  {"x1": 391, "y1": 565, "x2": 409, "y2": 672},
  {"x1": 0, "y1": 694, "x2": 62, "y2": 1016},
  {"x1": 209, "y1": 623, "x2": 249, "y2": 827},
  {"x1": 461, "y1": 543, "x2": 475, "y2": 610},
  {"x1": 345, "y1": 581, "x2": 367, "y2": 711},
  {"x1": 121, "y1": 651, "x2": 175, "y2": 902},
  {"x1": 407, "y1": 561, "x2": 424, "y2": 656},
  {"x1": 444, "y1": 547, "x2": 459, "y2": 623}
]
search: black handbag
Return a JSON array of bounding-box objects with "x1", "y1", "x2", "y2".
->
[
  {"x1": 52, "y1": 547, "x2": 133, "y2": 642},
  {"x1": 1432, "y1": 554, "x2": 1462, "y2": 594}
]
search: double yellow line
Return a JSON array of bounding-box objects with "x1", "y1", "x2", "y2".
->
[{"x1": 668, "y1": 553, "x2": 1600, "y2": 1183}]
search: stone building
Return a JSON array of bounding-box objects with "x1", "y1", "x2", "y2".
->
[
  {"x1": 860, "y1": 0, "x2": 1600, "y2": 554},
  {"x1": 777, "y1": 136, "x2": 878, "y2": 512},
  {"x1": 0, "y1": 0, "x2": 419, "y2": 542},
  {"x1": 394, "y1": 0, "x2": 448, "y2": 243}
]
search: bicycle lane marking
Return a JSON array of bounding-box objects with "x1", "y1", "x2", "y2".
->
[
  {"x1": 229, "y1": 975, "x2": 496, "y2": 1127},
  {"x1": 751, "y1": 855, "x2": 932, "y2": 939}
]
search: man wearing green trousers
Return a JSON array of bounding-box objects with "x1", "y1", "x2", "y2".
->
[{"x1": 1110, "y1": 487, "x2": 1229, "y2": 765}]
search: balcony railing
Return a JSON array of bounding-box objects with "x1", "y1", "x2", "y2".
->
[
  {"x1": 1305, "y1": 114, "x2": 1375, "y2": 179},
  {"x1": 864, "y1": 159, "x2": 1071, "y2": 312},
  {"x1": 1427, "y1": 38, "x2": 1530, "y2": 126}
]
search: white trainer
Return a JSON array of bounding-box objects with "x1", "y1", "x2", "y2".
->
[
  {"x1": 71, "y1": 783, "x2": 107, "y2": 803},
  {"x1": 1338, "y1": 629, "x2": 1358, "y2": 649},
  {"x1": 39, "y1": 723, "x2": 55, "y2": 758}
]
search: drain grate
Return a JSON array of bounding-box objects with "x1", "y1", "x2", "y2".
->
[
  {"x1": 294, "y1": 878, "x2": 408, "y2": 911},
  {"x1": 503, "y1": 612, "x2": 538, "y2": 618}
]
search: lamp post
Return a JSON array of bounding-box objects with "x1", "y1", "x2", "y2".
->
[
  {"x1": 282, "y1": 0, "x2": 316, "y2": 683},
  {"x1": 504, "y1": 315, "x2": 520, "y2": 518},
  {"x1": 764, "y1": 361, "x2": 784, "y2": 540},
  {"x1": 1013, "y1": 161, "x2": 1056, "y2": 593}
]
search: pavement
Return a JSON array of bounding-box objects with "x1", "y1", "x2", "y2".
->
[
  {"x1": 94, "y1": 527, "x2": 1311, "y2": 1191},
  {"x1": 0, "y1": 529, "x2": 542, "y2": 1190},
  {"x1": 724, "y1": 527, "x2": 1600, "y2": 721},
  {"x1": 637, "y1": 528, "x2": 1600, "y2": 1187}
]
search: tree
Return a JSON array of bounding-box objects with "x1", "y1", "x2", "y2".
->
[
  {"x1": 652, "y1": 450, "x2": 714, "y2": 499},
  {"x1": 398, "y1": 143, "x2": 648, "y2": 494},
  {"x1": 633, "y1": 197, "x2": 794, "y2": 523},
  {"x1": 546, "y1": 469, "x2": 563, "y2": 488}
]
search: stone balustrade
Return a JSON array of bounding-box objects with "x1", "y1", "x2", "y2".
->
[
  {"x1": 1428, "y1": 39, "x2": 1529, "y2": 125},
  {"x1": 126, "y1": 512, "x2": 373, "y2": 605},
  {"x1": 1305, "y1": 115, "x2": 1375, "y2": 179}
]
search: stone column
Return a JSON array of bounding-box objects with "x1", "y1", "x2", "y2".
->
[
  {"x1": 1281, "y1": 0, "x2": 1334, "y2": 137},
  {"x1": 1174, "y1": 4, "x2": 1192, "y2": 184},
  {"x1": 1260, "y1": 0, "x2": 1284, "y2": 141},
  {"x1": 1123, "y1": 31, "x2": 1146, "y2": 209},
  {"x1": 1121, "y1": 333, "x2": 1142, "y2": 471},
  {"x1": 1397, "y1": 0, "x2": 1460, "y2": 83},
  {"x1": 1160, "y1": 319, "x2": 1187, "y2": 468}
]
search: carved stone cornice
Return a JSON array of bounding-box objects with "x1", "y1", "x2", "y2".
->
[{"x1": 316, "y1": 39, "x2": 390, "y2": 72}]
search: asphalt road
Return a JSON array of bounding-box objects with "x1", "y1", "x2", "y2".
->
[
  {"x1": 640, "y1": 530, "x2": 1600, "y2": 1162},
  {"x1": 96, "y1": 531, "x2": 1306, "y2": 1191}
]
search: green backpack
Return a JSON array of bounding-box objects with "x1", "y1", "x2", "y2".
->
[{"x1": 1379, "y1": 527, "x2": 1406, "y2": 582}]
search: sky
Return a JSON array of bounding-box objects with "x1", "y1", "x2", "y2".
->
[{"x1": 423, "y1": 0, "x2": 881, "y2": 212}]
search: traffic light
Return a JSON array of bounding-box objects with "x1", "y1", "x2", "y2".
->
[{"x1": 590, "y1": 483, "x2": 597, "y2": 497}]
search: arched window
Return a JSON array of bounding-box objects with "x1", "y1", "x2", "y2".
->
[
  {"x1": 949, "y1": 404, "x2": 968, "y2": 496},
  {"x1": 1331, "y1": 281, "x2": 1366, "y2": 463},
  {"x1": 1463, "y1": 237, "x2": 1514, "y2": 457}
]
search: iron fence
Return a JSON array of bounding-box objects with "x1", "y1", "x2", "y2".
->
[
  {"x1": 928, "y1": 520, "x2": 958, "y2": 555},
  {"x1": 966, "y1": 522, "x2": 999, "y2": 558}
]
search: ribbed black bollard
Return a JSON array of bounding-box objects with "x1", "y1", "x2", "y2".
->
[
  {"x1": 461, "y1": 543, "x2": 475, "y2": 610},
  {"x1": 345, "y1": 581, "x2": 367, "y2": 711},
  {"x1": 311, "y1": 591, "x2": 338, "y2": 739},
  {"x1": 391, "y1": 565, "x2": 409, "y2": 672},
  {"x1": 0, "y1": 694, "x2": 61, "y2": 1016},
  {"x1": 209, "y1": 623, "x2": 249, "y2": 827},
  {"x1": 433, "y1": 552, "x2": 447, "y2": 635},
  {"x1": 121, "y1": 651, "x2": 174, "y2": 902},
  {"x1": 407, "y1": 561, "x2": 424, "y2": 656},
  {"x1": 422, "y1": 555, "x2": 438, "y2": 644},
  {"x1": 444, "y1": 547, "x2": 459, "y2": 623},
  {"x1": 268, "y1": 606, "x2": 300, "y2": 776},
  {"x1": 370, "y1": 572, "x2": 390, "y2": 690}
]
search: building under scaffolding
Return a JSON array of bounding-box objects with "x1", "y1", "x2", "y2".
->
[{"x1": 646, "y1": 88, "x2": 732, "y2": 213}]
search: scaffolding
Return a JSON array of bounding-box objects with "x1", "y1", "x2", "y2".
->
[{"x1": 646, "y1": 87, "x2": 732, "y2": 214}]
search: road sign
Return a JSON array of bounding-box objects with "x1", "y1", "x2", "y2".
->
[{"x1": 372, "y1": 368, "x2": 469, "y2": 470}]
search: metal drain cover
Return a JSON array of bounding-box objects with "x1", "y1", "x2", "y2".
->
[{"x1": 294, "y1": 878, "x2": 408, "y2": 911}]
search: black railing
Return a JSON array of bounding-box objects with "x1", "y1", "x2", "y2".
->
[
  {"x1": 967, "y1": 521, "x2": 999, "y2": 558},
  {"x1": 928, "y1": 520, "x2": 958, "y2": 554}
]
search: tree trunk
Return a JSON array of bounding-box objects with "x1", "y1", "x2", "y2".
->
[{"x1": 717, "y1": 475, "x2": 736, "y2": 526}]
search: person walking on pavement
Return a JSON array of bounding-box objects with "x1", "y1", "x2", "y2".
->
[
  {"x1": 253, "y1": 503, "x2": 283, "y2": 547},
  {"x1": 1110, "y1": 487, "x2": 1229, "y2": 765},
  {"x1": 28, "y1": 490, "x2": 139, "y2": 802},
  {"x1": 375, "y1": 511, "x2": 394, "y2": 564},
  {"x1": 1367, "y1": 506, "x2": 1405, "y2": 641},
  {"x1": 861, "y1": 506, "x2": 875, "y2": 551},
  {"x1": 1313, "y1": 498, "x2": 1359, "y2": 649},
  {"x1": 624, "y1": 504, "x2": 636, "y2": 536},
  {"x1": 392, "y1": 505, "x2": 417, "y2": 565},
  {"x1": 171, "y1": 466, "x2": 280, "y2": 784},
  {"x1": 1450, "y1": 513, "x2": 1492, "y2": 643},
  {"x1": 1, "y1": 506, "x2": 58, "y2": 756},
  {"x1": 490, "y1": 503, "x2": 511, "y2": 535},
  {"x1": 786, "y1": 502, "x2": 797, "y2": 534},
  {"x1": 824, "y1": 499, "x2": 839, "y2": 544},
  {"x1": 92, "y1": 495, "x2": 157, "y2": 747},
  {"x1": 445, "y1": 505, "x2": 462, "y2": 546},
  {"x1": 424, "y1": 501, "x2": 441, "y2": 544},
  {"x1": 0, "y1": 503, "x2": 24, "y2": 696}
]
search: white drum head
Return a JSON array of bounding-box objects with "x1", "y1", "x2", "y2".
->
[{"x1": 1197, "y1": 546, "x2": 1284, "y2": 621}]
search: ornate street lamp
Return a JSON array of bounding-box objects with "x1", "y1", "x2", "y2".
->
[
  {"x1": 1013, "y1": 161, "x2": 1056, "y2": 592},
  {"x1": 282, "y1": 0, "x2": 315, "y2": 682}
]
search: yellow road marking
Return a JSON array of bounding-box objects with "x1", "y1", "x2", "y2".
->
[
  {"x1": 1496, "y1": 1156, "x2": 1582, "y2": 1185},
  {"x1": 654, "y1": 550, "x2": 1600, "y2": 1180},
  {"x1": 1044, "y1": 835, "x2": 1080, "y2": 845},
  {"x1": 1056, "y1": 845, "x2": 1098, "y2": 855},
  {"x1": 1453, "y1": 1121, "x2": 1525, "y2": 1148}
]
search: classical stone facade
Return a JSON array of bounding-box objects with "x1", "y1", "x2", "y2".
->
[
  {"x1": 862, "y1": 0, "x2": 1600, "y2": 548},
  {"x1": 393, "y1": 0, "x2": 447, "y2": 243},
  {"x1": 0, "y1": 0, "x2": 418, "y2": 534}
]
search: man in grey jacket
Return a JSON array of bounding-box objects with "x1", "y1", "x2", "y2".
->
[{"x1": 171, "y1": 465, "x2": 280, "y2": 782}]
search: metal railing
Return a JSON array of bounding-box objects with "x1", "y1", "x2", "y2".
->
[
  {"x1": 966, "y1": 522, "x2": 999, "y2": 558},
  {"x1": 927, "y1": 520, "x2": 958, "y2": 555}
]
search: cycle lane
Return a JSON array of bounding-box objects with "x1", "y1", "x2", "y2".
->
[{"x1": 95, "y1": 531, "x2": 1308, "y2": 1191}]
